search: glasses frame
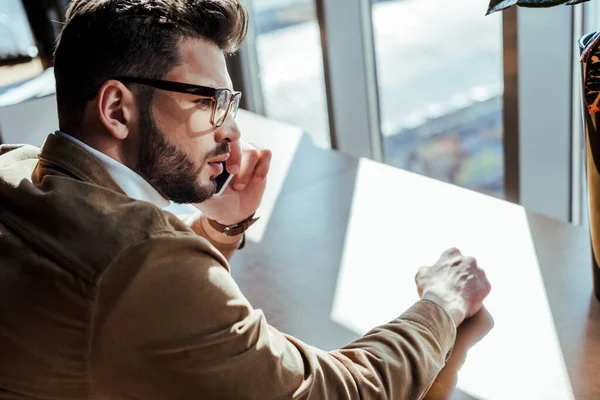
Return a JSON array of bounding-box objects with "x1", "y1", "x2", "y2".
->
[{"x1": 112, "y1": 76, "x2": 242, "y2": 129}]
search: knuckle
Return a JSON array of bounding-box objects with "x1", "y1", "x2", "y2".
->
[
  {"x1": 416, "y1": 265, "x2": 428, "y2": 278},
  {"x1": 247, "y1": 148, "x2": 259, "y2": 160},
  {"x1": 443, "y1": 248, "x2": 462, "y2": 261},
  {"x1": 229, "y1": 149, "x2": 241, "y2": 160},
  {"x1": 236, "y1": 170, "x2": 249, "y2": 180},
  {"x1": 262, "y1": 148, "x2": 272, "y2": 157},
  {"x1": 415, "y1": 267, "x2": 423, "y2": 278},
  {"x1": 480, "y1": 281, "x2": 492, "y2": 297},
  {"x1": 463, "y1": 256, "x2": 477, "y2": 267},
  {"x1": 446, "y1": 247, "x2": 460, "y2": 254},
  {"x1": 258, "y1": 157, "x2": 271, "y2": 170}
]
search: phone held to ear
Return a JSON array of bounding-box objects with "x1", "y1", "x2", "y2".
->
[{"x1": 215, "y1": 162, "x2": 234, "y2": 196}]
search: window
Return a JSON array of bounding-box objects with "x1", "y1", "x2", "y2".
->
[
  {"x1": 0, "y1": 1, "x2": 40, "y2": 89},
  {"x1": 0, "y1": 0, "x2": 36, "y2": 57},
  {"x1": 251, "y1": 0, "x2": 331, "y2": 148},
  {"x1": 235, "y1": 0, "x2": 578, "y2": 222},
  {"x1": 371, "y1": 0, "x2": 504, "y2": 198}
]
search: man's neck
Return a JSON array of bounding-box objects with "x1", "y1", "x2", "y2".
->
[
  {"x1": 55, "y1": 131, "x2": 170, "y2": 209},
  {"x1": 67, "y1": 130, "x2": 136, "y2": 171}
]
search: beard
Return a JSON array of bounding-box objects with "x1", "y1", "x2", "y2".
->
[{"x1": 136, "y1": 104, "x2": 228, "y2": 204}]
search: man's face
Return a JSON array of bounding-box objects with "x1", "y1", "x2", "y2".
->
[{"x1": 136, "y1": 38, "x2": 240, "y2": 204}]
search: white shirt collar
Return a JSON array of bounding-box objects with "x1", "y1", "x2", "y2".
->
[
  {"x1": 56, "y1": 131, "x2": 171, "y2": 208},
  {"x1": 56, "y1": 132, "x2": 201, "y2": 216}
]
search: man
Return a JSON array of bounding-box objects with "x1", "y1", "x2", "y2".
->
[{"x1": 0, "y1": 1, "x2": 491, "y2": 399}]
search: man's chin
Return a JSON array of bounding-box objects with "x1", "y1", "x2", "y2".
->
[
  {"x1": 191, "y1": 179, "x2": 217, "y2": 203},
  {"x1": 158, "y1": 180, "x2": 216, "y2": 204},
  {"x1": 207, "y1": 180, "x2": 218, "y2": 197}
]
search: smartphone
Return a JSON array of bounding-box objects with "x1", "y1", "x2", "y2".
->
[{"x1": 215, "y1": 162, "x2": 234, "y2": 196}]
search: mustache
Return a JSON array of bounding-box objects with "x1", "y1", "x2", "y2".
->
[
  {"x1": 201, "y1": 142, "x2": 231, "y2": 171},
  {"x1": 207, "y1": 142, "x2": 231, "y2": 159}
]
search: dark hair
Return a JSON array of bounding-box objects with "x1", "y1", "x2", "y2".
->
[{"x1": 53, "y1": 0, "x2": 248, "y2": 130}]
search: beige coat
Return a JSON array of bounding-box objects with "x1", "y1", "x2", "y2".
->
[{"x1": 0, "y1": 133, "x2": 455, "y2": 399}]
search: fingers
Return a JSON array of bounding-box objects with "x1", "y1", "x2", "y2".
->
[
  {"x1": 252, "y1": 149, "x2": 272, "y2": 184},
  {"x1": 439, "y1": 247, "x2": 462, "y2": 267},
  {"x1": 415, "y1": 266, "x2": 428, "y2": 297},
  {"x1": 477, "y1": 267, "x2": 492, "y2": 295},
  {"x1": 232, "y1": 143, "x2": 272, "y2": 191},
  {"x1": 420, "y1": 248, "x2": 491, "y2": 325},
  {"x1": 415, "y1": 266, "x2": 426, "y2": 286},
  {"x1": 226, "y1": 140, "x2": 242, "y2": 175},
  {"x1": 463, "y1": 256, "x2": 478, "y2": 268},
  {"x1": 441, "y1": 247, "x2": 462, "y2": 260},
  {"x1": 233, "y1": 146, "x2": 259, "y2": 190},
  {"x1": 439, "y1": 249, "x2": 480, "y2": 269}
]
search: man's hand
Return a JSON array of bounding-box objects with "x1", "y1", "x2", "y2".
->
[
  {"x1": 196, "y1": 141, "x2": 271, "y2": 226},
  {"x1": 415, "y1": 248, "x2": 491, "y2": 327}
]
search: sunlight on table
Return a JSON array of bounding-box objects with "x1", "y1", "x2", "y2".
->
[{"x1": 330, "y1": 158, "x2": 574, "y2": 400}]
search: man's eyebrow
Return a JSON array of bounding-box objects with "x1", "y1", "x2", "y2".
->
[
  {"x1": 175, "y1": 74, "x2": 233, "y2": 91},
  {"x1": 183, "y1": 74, "x2": 225, "y2": 88}
]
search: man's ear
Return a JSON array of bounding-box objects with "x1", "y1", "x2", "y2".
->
[{"x1": 96, "y1": 80, "x2": 137, "y2": 140}]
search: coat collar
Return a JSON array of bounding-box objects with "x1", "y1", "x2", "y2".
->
[{"x1": 37, "y1": 133, "x2": 126, "y2": 195}]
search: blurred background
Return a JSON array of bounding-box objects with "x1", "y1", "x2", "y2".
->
[{"x1": 1, "y1": 0, "x2": 598, "y2": 223}]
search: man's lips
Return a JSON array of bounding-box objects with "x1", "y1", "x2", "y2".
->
[
  {"x1": 208, "y1": 153, "x2": 230, "y2": 164},
  {"x1": 208, "y1": 161, "x2": 224, "y2": 175},
  {"x1": 207, "y1": 154, "x2": 230, "y2": 176}
]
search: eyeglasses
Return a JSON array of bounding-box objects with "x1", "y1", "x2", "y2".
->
[{"x1": 113, "y1": 76, "x2": 242, "y2": 131}]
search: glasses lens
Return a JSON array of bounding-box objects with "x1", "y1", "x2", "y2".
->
[
  {"x1": 231, "y1": 93, "x2": 241, "y2": 120},
  {"x1": 195, "y1": 98, "x2": 216, "y2": 131},
  {"x1": 214, "y1": 90, "x2": 231, "y2": 127}
]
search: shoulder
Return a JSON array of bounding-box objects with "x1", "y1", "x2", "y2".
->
[
  {"x1": 93, "y1": 234, "x2": 247, "y2": 348},
  {"x1": 82, "y1": 191, "x2": 229, "y2": 278},
  {"x1": 0, "y1": 144, "x2": 40, "y2": 162},
  {"x1": 16, "y1": 169, "x2": 225, "y2": 280}
]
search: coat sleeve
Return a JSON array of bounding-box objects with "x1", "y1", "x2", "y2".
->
[
  {"x1": 173, "y1": 210, "x2": 242, "y2": 261},
  {"x1": 91, "y1": 236, "x2": 456, "y2": 400}
]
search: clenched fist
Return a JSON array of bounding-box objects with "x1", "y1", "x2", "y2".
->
[{"x1": 416, "y1": 248, "x2": 491, "y2": 327}]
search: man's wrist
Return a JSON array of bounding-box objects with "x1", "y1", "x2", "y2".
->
[
  {"x1": 207, "y1": 212, "x2": 259, "y2": 236},
  {"x1": 208, "y1": 212, "x2": 254, "y2": 227},
  {"x1": 200, "y1": 215, "x2": 243, "y2": 245},
  {"x1": 422, "y1": 291, "x2": 466, "y2": 328}
]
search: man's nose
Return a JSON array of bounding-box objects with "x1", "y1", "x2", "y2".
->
[{"x1": 214, "y1": 117, "x2": 241, "y2": 143}]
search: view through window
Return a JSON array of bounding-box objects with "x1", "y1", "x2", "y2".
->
[
  {"x1": 251, "y1": 0, "x2": 331, "y2": 149},
  {"x1": 372, "y1": 0, "x2": 504, "y2": 197},
  {"x1": 0, "y1": 1, "x2": 36, "y2": 58}
]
